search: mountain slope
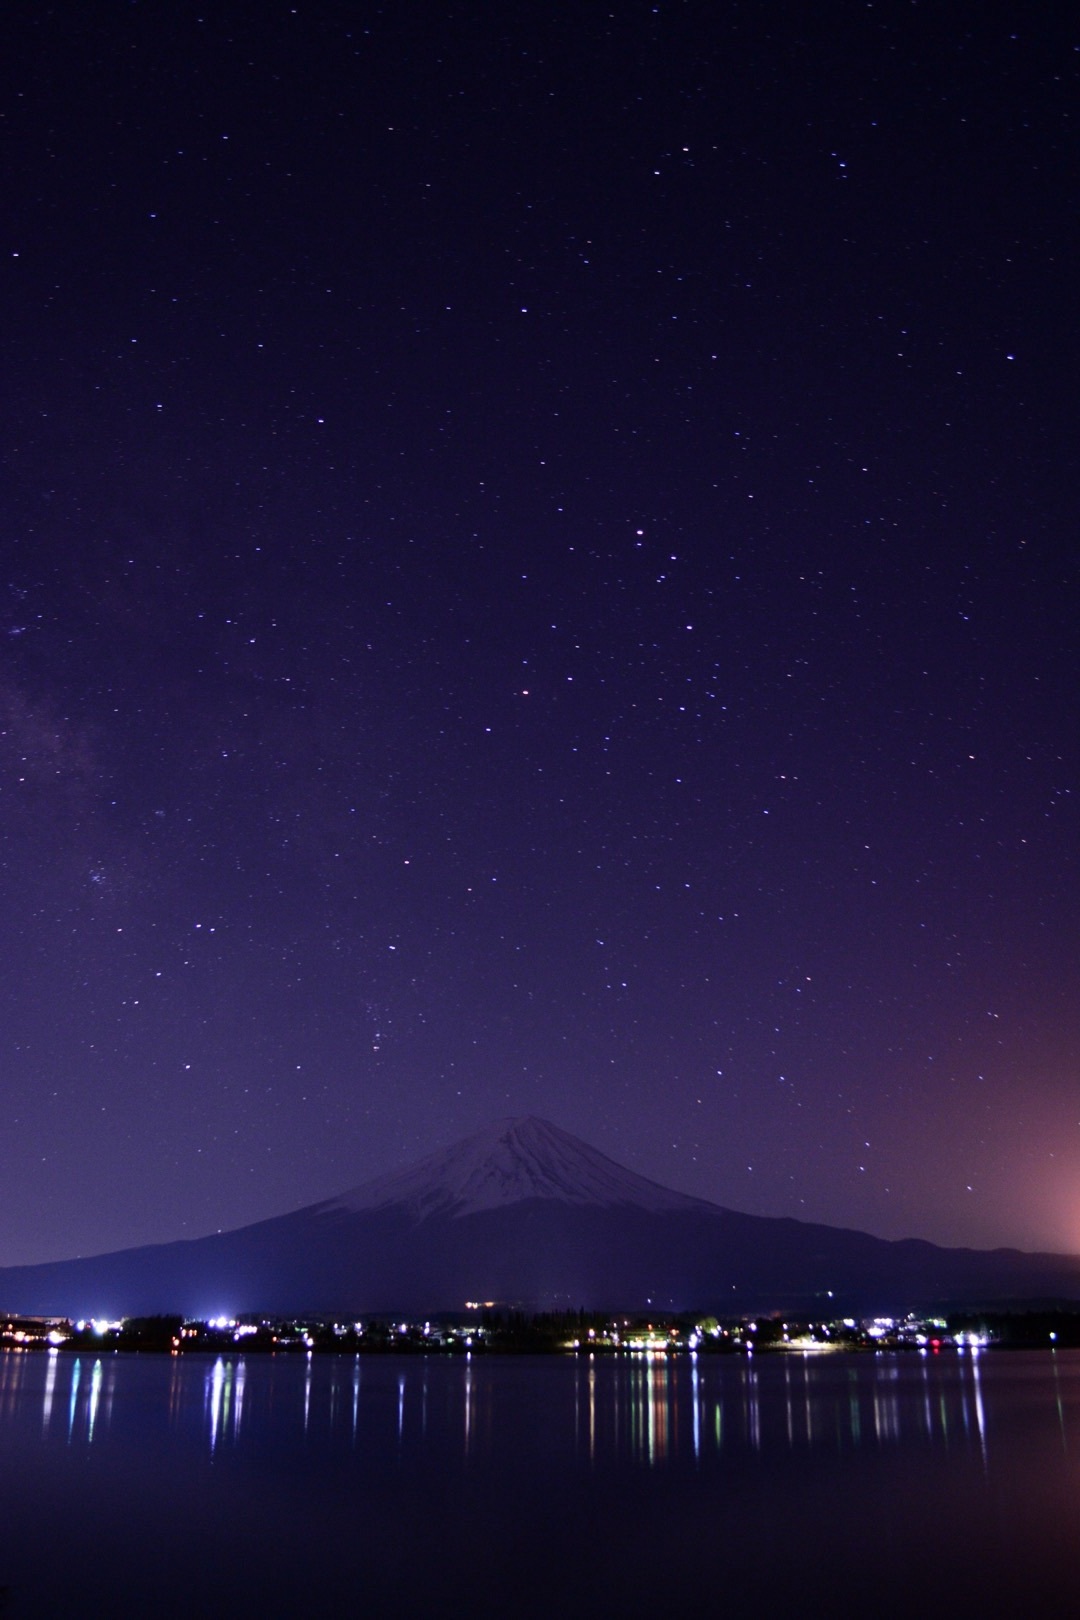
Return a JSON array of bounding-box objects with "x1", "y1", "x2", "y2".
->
[{"x1": 1, "y1": 1117, "x2": 1078, "y2": 1319}]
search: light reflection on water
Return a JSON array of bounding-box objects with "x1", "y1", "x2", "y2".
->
[
  {"x1": 56, "y1": 1353, "x2": 112, "y2": 1444},
  {"x1": 0, "y1": 1344, "x2": 1051, "y2": 1466},
  {"x1": 2, "y1": 1348, "x2": 1080, "y2": 1614},
  {"x1": 206, "y1": 1353, "x2": 246, "y2": 1453}
]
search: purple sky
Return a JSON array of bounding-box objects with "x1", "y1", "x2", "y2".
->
[{"x1": 1, "y1": 0, "x2": 1076, "y2": 1265}]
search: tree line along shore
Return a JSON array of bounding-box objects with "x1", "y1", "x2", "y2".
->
[{"x1": 4, "y1": 1307, "x2": 1080, "y2": 1355}]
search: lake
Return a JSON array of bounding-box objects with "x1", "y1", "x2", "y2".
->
[{"x1": 2, "y1": 1347, "x2": 1079, "y2": 1615}]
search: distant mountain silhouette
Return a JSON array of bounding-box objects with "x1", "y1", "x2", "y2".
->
[{"x1": 2, "y1": 1116, "x2": 1079, "y2": 1318}]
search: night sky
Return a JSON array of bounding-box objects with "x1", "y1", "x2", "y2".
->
[{"x1": 2, "y1": 1, "x2": 1076, "y2": 1267}]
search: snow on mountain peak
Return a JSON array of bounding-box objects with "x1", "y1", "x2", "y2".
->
[{"x1": 328, "y1": 1116, "x2": 715, "y2": 1220}]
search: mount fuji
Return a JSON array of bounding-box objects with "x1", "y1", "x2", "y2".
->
[{"x1": 2, "y1": 1116, "x2": 1079, "y2": 1319}]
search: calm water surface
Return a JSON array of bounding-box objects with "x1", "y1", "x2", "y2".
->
[{"x1": 2, "y1": 1347, "x2": 1079, "y2": 1616}]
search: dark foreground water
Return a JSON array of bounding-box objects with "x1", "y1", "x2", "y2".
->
[{"x1": 2, "y1": 1347, "x2": 1080, "y2": 1616}]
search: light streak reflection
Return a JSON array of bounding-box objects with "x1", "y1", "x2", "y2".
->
[
  {"x1": 969, "y1": 1349, "x2": 987, "y2": 1467},
  {"x1": 3, "y1": 1341, "x2": 1071, "y2": 1477},
  {"x1": 68, "y1": 1358, "x2": 81, "y2": 1443},
  {"x1": 588, "y1": 1358, "x2": 596, "y2": 1463},
  {"x1": 691, "y1": 1356, "x2": 700, "y2": 1460},
  {"x1": 42, "y1": 1350, "x2": 58, "y2": 1434}
]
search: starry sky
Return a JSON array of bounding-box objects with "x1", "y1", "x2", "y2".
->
[{"x1": 1, "y1": 0, "x2": 1076, "y2": 1266}]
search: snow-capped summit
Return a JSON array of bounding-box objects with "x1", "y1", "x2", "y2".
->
[{"x1": 327, "y1": 1115, "x2": 715, "y2": 1220}]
